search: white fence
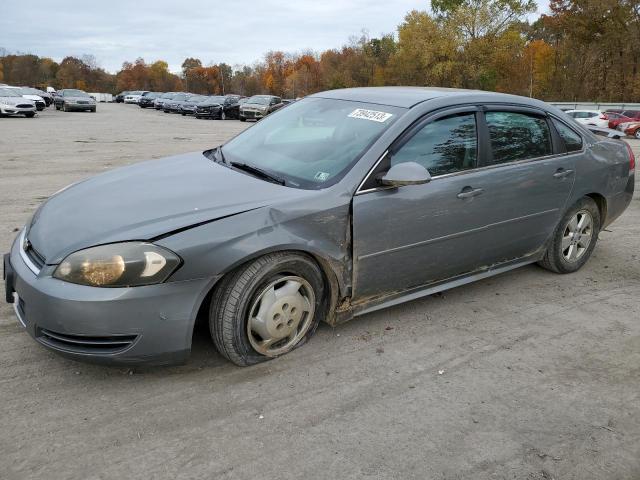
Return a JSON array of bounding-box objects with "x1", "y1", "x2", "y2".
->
[{"x1": 550, "y1": 102, "x2": 640, "y2": 111}]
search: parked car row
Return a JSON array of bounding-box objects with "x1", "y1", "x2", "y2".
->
[
  {"x1": 118, "y1": 90, "x2": 291, "y2": 121},
  {"x1": 563, "y1": 108, "x2": 640, "y2": 139},
  {"x1": 0, "y1": 84, "x2": 54, "y2": 117}
]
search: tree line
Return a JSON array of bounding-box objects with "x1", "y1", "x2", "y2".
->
[{"x1": 1, "y1": 0, "x2": 639, "y2": 102}]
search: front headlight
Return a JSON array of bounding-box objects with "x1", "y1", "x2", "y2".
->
[{"x1": 53, "y1": 242, "x2": 181, "y2": 287}]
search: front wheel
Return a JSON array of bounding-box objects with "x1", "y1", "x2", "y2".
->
[
  {"x1": 635, "y1": 129, "x2": 640, "y2": 139},
  {"x1": 220, "y1": 110, "x2": 226, "y2": 120},
  {"x1": 239, "y1": 116, "x2": 246, "y2": 122},
  {"x1": 538, "y1": 197, "x2": 600, "y2": 274},
  {"x1": 210, "y1": 252, "x2": 325, "y2": 366}
]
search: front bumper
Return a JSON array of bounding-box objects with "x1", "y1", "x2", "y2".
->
[
  {"x1": 64, "y1": 103, "x2": 95, "y2": 111},
  {"x1": 1, "y1": 104, "x2": 36, "y2": 115},
  {"x1": 4, "y1": 235, "x2": 217, "y2": 366},
  {"x1": 196, "y1": 107, "x2": 222, "y2": 118},
  {"x1": 240, "y1": 109, "x2": 266, "y2": 120}
]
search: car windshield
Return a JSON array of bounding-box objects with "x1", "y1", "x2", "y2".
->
[
  {"x1": 0, "y1": 88, "x2": 22, "y2": 97},
  {"x1": 64, "y1": 90, "x2": 89, "y2": 97},
  {"x1": 206, "y1": 96, "x2": 225, "y2": 103},
  {"x1": 187, "y1": 95, "x2": 205, "y2": 102},
  {"x1": 247, "y1": 96, "x2": 272, "y2": 105},
  {"x1": 161, "y1": 93, "x2": 174, "y2": 99},
  {"x1": 221, "y1": 97, "x2": 403, "y2": 189}
]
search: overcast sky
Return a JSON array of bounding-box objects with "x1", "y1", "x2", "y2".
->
[{"x1": 1, "y1": 0, "x2": 550, "y2": 74}]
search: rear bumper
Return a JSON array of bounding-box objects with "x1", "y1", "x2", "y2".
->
[
  {"x1": 604, "y1": 172, "x2": 635, "y2": 227},
  {"x1": 5, "y1": 234, "x2": 217, "y2": 366}
]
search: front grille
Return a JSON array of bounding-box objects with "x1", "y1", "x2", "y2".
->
[
  {"x1": 243, "y1": 111, "x2": 256, "y2": 118},
  {"x1": 37, "y1": 328, "x2": 138, "y2": 354},
  {"x1": 16, "y1": 104, "x2": 32, "y2": 108},
  {"x1": 24, "y1": 243, "x2": 45, "y2": 270},
  {"x1": 77, "y1": 101, "x2": 89, "y2": 105}
]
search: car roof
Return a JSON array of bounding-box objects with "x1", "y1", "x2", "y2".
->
[{"x1": 309, "y1": 86, "x2": 522, "y2": 108}]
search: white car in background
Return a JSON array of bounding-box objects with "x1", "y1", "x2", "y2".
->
[
  {"x1": 4, "y1": 85, "x2": 46, "y2": 111},
  {"x1": 124, "y1": 91, "x2": 149, "y2": 104},
  {"x1": 565, "y1": 109, "x2": 609, "y2": 128},
  {"x1": 0, "y1": 87, "x2": 36, "y2": 117}
]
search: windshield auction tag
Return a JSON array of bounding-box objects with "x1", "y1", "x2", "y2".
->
[{"x1": 348, "y1": 109, "x2": 393, "y2": 123}]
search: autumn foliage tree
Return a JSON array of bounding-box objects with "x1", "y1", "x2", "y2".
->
[{"x1": 2, "y1": 0, "x2": 640, "y2": 101}]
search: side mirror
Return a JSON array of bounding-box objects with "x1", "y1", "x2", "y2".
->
[{"x1": 380, "y1": 162, "x2": 431, "y2": 187}]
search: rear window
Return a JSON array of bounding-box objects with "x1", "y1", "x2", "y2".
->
[
  {"x1": 552, "y1": 119, "x2": 583, "y2": 153},
  {"x1": 485, "y1": 111, "x2": 552, "y2": 164}
]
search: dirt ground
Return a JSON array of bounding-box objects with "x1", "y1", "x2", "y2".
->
[{"x1": 1, "y1": 103, "x2": 639, "y2": 480}]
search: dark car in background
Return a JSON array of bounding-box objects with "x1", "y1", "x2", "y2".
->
[
  {"x1": 154, "y1": 92, "x2": 176, "y2": 110},
  {"x1": 239, "y1": 95, "x2": 284, "y2": 121},
  {"x1": 4, "y1": 87, "x2": 634, "y2": 367},
  {"x1": 179, "y1": 94, "x2": 209, "y2": 115},
  {"x1": 21, "y1": 87, "x2": 53, "y2": 106},
  {"x1": 163, "y1": 92, "x2": 192, "y2": 113},
  {"x1": 115, "y1": 91, "x2": 130, "y2": 103},
  {"x1": 195, "y1": 95, "x2": 242, "y2": 119},
  {"x1": 139, "y1": 92, "x2": 163, "y2": 108},
  {"x1": 53, "y1": 89, "x2": 97, "y2": 112}
]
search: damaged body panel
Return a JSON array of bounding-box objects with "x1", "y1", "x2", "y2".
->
[{"x1": 4, "y1": 87, "x2": 634, "y2": 366}]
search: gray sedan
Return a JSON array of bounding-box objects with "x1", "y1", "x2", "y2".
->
[{"x1": 4, "y1": 87, "x2": 635, "y2": 366}]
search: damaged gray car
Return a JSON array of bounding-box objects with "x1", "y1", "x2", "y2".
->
[{"x1": 4, "y1": 87, "x2": 635, "y2": 366}]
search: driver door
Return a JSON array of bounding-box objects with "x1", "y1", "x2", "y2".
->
[{"x1": 352, "y1": 109, "x2": 493, "y2": 299}]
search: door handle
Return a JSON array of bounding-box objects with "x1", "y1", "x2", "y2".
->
[
  {"x1": 553, "y1": 168, "x2": 574, "y2": 179},
  {"x1": 457, "y1": 187, "x2": 484, "y2": 199}
]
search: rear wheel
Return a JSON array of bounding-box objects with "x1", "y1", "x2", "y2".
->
[
  {"x1": 538, "y1": 197, "x2": 600, "y2": 274},
  {"x1": 210, "y1": 252, "x2": 325, "y2": 366}
]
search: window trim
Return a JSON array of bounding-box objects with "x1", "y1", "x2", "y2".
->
[{"x1": 355, "y1": 104, "x2": 580, "y2": 196}]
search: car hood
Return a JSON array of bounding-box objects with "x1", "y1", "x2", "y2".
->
[
  {"x1": 26, "y1": 152, "x2": 309, "y2": 264},
  {"x1": 242, "y1": 102, "x2": 268, "y2": 108},
  {"x1": 0, "y1": 96, "x2": 32, "y2": 105},
  {"x1": 22, "y1": 94, "x2": 44, "y2": 101}
]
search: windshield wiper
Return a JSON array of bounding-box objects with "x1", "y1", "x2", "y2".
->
[{"x1": 230, "y1": 161, "x2": 286, "y2": 186}]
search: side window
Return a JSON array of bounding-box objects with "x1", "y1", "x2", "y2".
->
[
  {"x1": 390, "y1": 113, "x2": 477, "y2": 177},
  {"x1": 552, "y1": 119, "x2": 583, "y2": 152},
  {"x1": 485, "y1": 111, "x2": 552, "y2": 165}
]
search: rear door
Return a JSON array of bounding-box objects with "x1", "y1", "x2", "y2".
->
[{"x1": 468, "y1": 108, "x2": 577, "y2": 263}]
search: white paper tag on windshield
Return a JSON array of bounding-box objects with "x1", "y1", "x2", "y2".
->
[{"x1": 348, "y1": 109, "x2": 393, "y2": 123}]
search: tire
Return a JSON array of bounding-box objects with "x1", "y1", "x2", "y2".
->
[
  {"x1": 63, "y1": 103, "x2": 68, "y2": 112},
  {"x1": 91, "y1": 108, "x2": 96, "y2": 113},
  {"x1": 24, "y1": 112, "x2": 35, "y2": 118},
  {"x1": 240, "y1": 117, "x2": 246, "y2": 122},
  {"x1": 55, "y1": 103, "x2": 60, "y2": 111},
  {"x1": 221, "y1": 110, "x2": 226, "y2": 120},
  {"x1": 538, "y1": 197, "x2": 601, "y2": 274},
  {"x1": 635, "y1": 129, "x2": 640, "y2": 139},
  {"x1": 210, "y1": 252, "x2": 326, "y2": 366}
]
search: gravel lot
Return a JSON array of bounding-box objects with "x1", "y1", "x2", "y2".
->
[{"x1": 1, "y1": 103, "x2": 639, "y2": 480}]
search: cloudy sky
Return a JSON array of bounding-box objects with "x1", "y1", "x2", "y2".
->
[{"x1": 1, "y1": 0, "x2": 550, "y2": 74}]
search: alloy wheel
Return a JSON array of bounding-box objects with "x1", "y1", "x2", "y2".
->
[{"x1": 561, "y1": 209, "x2": 593, "y2": 262}]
